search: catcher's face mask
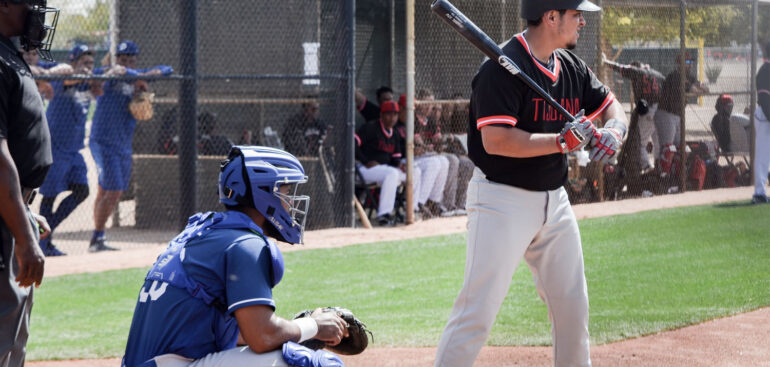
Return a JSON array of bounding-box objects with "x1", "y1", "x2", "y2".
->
[{"x1": 18, "y1": 0, "x2": 60, "y2": 61}]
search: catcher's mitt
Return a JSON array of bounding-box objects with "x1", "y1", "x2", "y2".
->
[
  {"x1": 293, "y1": 307, "x2": 372, "y2": 355},
  {"x1": 129, "y1": 92, "x2": 155, "y2": 121}
]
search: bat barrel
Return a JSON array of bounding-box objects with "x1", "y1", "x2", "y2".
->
[{"x1": 430, "y1": 0, "x2": 575, "y2": 122}]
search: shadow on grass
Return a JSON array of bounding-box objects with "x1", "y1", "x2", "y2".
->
[{"x1": 713, "y1": 201, "x2": 756, "y2": 208}]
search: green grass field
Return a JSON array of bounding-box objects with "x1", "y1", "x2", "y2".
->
[{"x1": 27, "y1": 202, "x2": 770, "y2": 361}]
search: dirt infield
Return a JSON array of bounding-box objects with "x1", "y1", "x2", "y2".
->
[{"x1": 30, "y1": 186, "x2": 770, "y2": 366}]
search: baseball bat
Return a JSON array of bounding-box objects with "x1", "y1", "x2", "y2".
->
[
  {"x1": 353, "y1": 197, "x2": 372, "y2": 229},
  {"x1": 318, "y1": 144, "x2": 336, "y2": 194},
  {"x1": 430, "y1": 0, "x2": 575, "y2": 122}
]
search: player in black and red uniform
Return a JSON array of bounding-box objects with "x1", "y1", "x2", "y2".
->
[
  {"x1": 603, "y1": 55, "x2": 664, "y2": 173},
  {"x1": 434, "y1": 1, "x2": 628, "y2": 366},
  {"x1": 655, "y1": 52, "x2": 708, "y2": 174},
  {"x1": 355, "y1": 101, "x2": 420, "y2": 225}
]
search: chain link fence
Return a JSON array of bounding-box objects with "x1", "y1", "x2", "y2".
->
[
  {"x1": 31, "y1": 0, "x2": 355, "y2": 255},
  {"x1": 27, "y1": 0, "x2": 769, "y2": 256},
  {"x1": 412, "y1": 0, "x2": 765, "y2": 206}
]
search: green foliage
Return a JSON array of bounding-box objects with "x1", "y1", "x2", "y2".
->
[
  {"x1": 26, "y1": 202, "x2": 770, "y2": 360},
  {"x1": 48, "y1": 0, "x2": 109, "y2": 48},
  {"x1": 602, "y1": 5, "x2": 751, "y2": 47},
  {"x1": 705, "y1": 64, "x2": 722, "y2": 84}
]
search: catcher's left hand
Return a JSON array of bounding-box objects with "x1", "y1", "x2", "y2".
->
[{"x1": 294, "y1": 307, "x2": 372, "y2": 355}]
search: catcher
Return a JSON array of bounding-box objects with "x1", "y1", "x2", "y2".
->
[{"x1": 122, "y1": 146, "x2": 369, "y2": 367}]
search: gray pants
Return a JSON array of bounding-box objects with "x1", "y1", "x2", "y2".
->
[
  {"x1": 441, "y1": 153, "x2": 474, "y2": 211},
  {"x1": 0, "y1": 210, "x2": 36, "y2": 367},
  {"x1": 653, "y1": 109, "x2": 681, "y2": 159}
]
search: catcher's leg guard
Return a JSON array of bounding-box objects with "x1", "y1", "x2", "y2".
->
[{"x1": 282, "y1": 341, "x2": 344, "y2": 367}]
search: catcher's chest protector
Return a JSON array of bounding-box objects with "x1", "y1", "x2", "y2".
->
[{"x1": 145, "y1": 211, "x2": 285, "y2": 312}]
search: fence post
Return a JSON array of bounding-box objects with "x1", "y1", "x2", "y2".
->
[
  {"x1": 750, "y1": 0, "x2": 758, "y2": 185},
  {"x1": 346, "y1": 0, "x2": 357, "y2": 228},
  {"x1": 179, "y1": 0, "x2": 198, "y2": 229},
  {"x1": 679, "y1": 0, "x2": 687, "y2": 193},
  {"x1": 405, "y1": 0, "x2": 415, "y2": 225}
]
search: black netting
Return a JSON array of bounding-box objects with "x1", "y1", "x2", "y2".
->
[{"x1": 33, "y1": 0, "x2": 355, "y2": 255}]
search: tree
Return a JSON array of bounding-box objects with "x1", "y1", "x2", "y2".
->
[
  {"x1": 602, "y1": 5, "x2": 747, "y2": 48},
  {"x1": 49, "y1": 0, "x2": 109, "y2": 49}
]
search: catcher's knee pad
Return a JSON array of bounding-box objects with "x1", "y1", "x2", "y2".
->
[{"x1": 282, "y1": 341, "x2": 344, "y2": 367}]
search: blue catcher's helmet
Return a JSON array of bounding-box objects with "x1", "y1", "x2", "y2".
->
[{"x1": 219, "y1": 146, "x2": 309, "y2": 244}]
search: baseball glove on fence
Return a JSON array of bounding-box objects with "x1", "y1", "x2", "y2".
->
[
  {"x1": 129, "y1": 92, "x2": 155, "y2": 121},
  {"x1": 293, "y1": 307, "x2": 372, "y2": 355}
]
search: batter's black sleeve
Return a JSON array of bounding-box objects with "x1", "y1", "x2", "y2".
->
[{"x1": 471, "y1": 62, "x2": 523, "y2": 130}]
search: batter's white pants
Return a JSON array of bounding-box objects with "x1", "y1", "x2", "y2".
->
[
  {"x1": 653, "y1": 109, "x2": 681, "y2": 160},
  {"x1": 151, "y1": 347, "x2": 287, "y2": 367},
  {"x1": 358, "y1": 163, "x2": 421, "y2": 216},
  {"x1": 416, "y1": 154, "x2": 449, "y2": 204},
  {"x1": 435, "y1": 169, "x2": 591, "y2": 367},
  {"x1": 638, "y1": 103, "x2": 659, "y2": 168},
  {"x1": 753, "y1": 108, "x2": 770, "y2": 196}
]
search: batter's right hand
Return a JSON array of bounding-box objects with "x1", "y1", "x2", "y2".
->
[
  {"x1": 557, "y1": 111, "x2": 595, "y2": 154},
  {"x1": 311, "y1": 308, "x2": 349, "y2": 346},
  {"x1": 14, "y1": 237, "x2": 45, "y2": 288}
]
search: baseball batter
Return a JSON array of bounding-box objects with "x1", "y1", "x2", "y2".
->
[
  {"x1": 753, "y1": 41, "x2": 770, "y2": 204},
  {"x1": 434, "y1": 1, "x2": 627, "y2": 366}
]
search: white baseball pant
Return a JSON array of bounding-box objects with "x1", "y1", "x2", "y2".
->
[
  {"x1": 435, "y1": 169, "x2": 591, "y2": 367},
  {"x1": 416, "y1": 154, "x2": 449, "y2": 204},
  {"x1": 441, "y1": 153, "x2": 475, "y2": 211},
  {"x1": 754, "y1": 107, "x2": 770, "y2": 197},
  {"x1": 653, "y1": 109, "x2": 681, "y2": 159},
  {"x1": 151, "y1": 347, "x2": 287, "y2": 367},
  {"x1": 357, "y1": 163, "x2": 421, "y2": 216},
  {"x1": 638, "y1": 103, "x2": 658, "y2": 168}
]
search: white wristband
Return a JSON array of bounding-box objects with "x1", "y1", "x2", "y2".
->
[{"x1": 293, "y1": 317, "x2": 318, "y2": 343}]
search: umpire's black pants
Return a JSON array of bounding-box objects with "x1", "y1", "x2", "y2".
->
[{"x1": 0, "y1": 208, "x2": 37, "y2": 367}]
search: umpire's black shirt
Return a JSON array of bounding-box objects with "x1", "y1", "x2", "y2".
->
[{"x1": 0, "y1": 35, "x2": 52, "y2": 188}]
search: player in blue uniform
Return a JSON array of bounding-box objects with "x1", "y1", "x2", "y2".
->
[
  {"x1": 122, "y1": 146, "x2": 347, "y2": 367},
  {"x1": 37, "y1": 44, "x2": 99, "y2": 256},
  {"x1": 88, "y1": 40, "x2": 172, "y2": 252}
]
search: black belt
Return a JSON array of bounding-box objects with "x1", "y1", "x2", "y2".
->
[{"x1": 22, "y1": 187, "x2": 36, "y2": 205}]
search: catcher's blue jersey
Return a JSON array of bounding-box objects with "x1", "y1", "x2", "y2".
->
[{"x1": 122, "y1": 211, "x2": 277, "y2": 367}]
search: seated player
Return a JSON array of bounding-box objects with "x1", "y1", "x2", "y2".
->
[
  {"x1": 122, "y1": 146, "x2": 348, "y2": 367},
  {"x1": 355, "y1": 101, "x2": 421, "y2": 226},
  {"x1": 710, "y1": 94, "x2": 733, "y2": 154}
]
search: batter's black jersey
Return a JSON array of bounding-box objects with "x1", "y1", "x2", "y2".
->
[
  {"x1": 607, "y1": 63, "x2": 664, "y2": 104},
  {"x1": 355, "y1": 119, "x2": 402, "y2": 167},
  {"x1": 468, "y1": 32, "x2": 614, "y2": 191},
  {"x1": 756, "y1": 61, "x2": 770, "y2": 118},
  {"x1": 0, "y1": 36, "x2": 52, "y2": 188}
]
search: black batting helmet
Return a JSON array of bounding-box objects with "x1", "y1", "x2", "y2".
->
[{"x1": 520, "y1": 0, "x2": 601, "y2": 21}]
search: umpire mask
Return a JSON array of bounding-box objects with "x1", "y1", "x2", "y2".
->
[{"x1": 17, "y1": 0, "x2": 60, "y2": 61}]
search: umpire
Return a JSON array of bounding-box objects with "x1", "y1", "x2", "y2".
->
[{"x1": 0, "y1": 1, "x2": 59, "y2": 366}]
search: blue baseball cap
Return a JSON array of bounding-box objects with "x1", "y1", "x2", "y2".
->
[
  {"x1": 68, "y1": 44, "x2": 92, "y2": 62},
  {"x1": 117, "y1": 40, "x2": 139, "y2": 56}
]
